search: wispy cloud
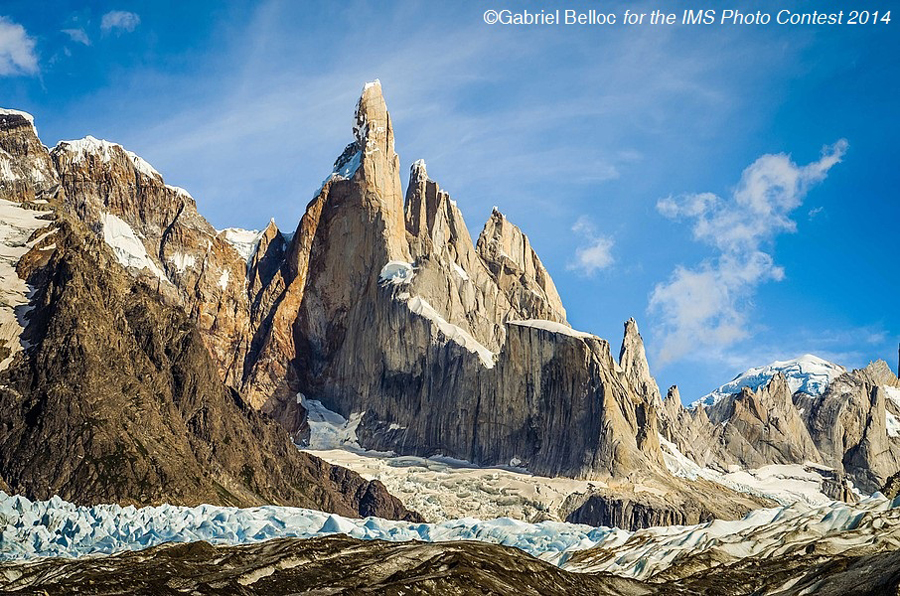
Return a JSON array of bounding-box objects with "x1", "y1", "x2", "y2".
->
[
  {"x1": 649, "y1": 140, "x2": 848, "y2": 364},
  {"x1": 54, "y1": 0, "x2": 805, "y2": 236},
  {"x1": 567, "y1": 216, "x2": 615, "y2": 275},
  {"x1": 0, "y1": 16, "x2": 38, "y2": 76},
  {"x1": 101, "y1": 11, "x2": 141, "y2": 34},
  {"x1": 62, "y1": 28, "x2": 91, "y2": 46}
]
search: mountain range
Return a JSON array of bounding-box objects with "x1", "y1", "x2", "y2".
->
[{"x1": 1, "y1": 83, "x2": 899, "y2": 593}]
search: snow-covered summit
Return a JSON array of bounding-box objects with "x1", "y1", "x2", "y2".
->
[
  {"x1": 0, "y1": 108, "x2": 35, "y2": 124},
  {"x1": 54, "y1": 136, "x2": 161, "y2": 180},
  {"x1": 692, "y1": 354, "x2": 846, "y2": 408},
  {"x1": 0, "y1": 108, "x2": 38, "y2": 135}
]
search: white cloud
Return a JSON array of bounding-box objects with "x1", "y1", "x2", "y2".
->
[
  {"x1": 0, "y1": 16, "x2": 38, "y2": 76},
  {"x1": 650, "y1": 140, "x2": 847, "y2": 364},
  {"x1": 62, "y1": 28, "x2": 91, "y2": 46},
  {"x1": 101, "y1": 11, "x2": 141, "y2": 33},
  {"x1": 567, "y1": 216, "x2": 615, "y2": 275}
]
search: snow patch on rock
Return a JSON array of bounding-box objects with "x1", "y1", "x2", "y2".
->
[
  {"x1": 297, "y1": 394, "x2": 364, "y2": 451},
  {"x1": 886, "y1": 410, "x2": 900, "y2": 438},
  {"x1": 451, "y1": 262, "x2": 469, "y2": 280},
  {"x1": 101, "y1": 212, "x2": 167, "y2": 281},
  {"x1": 165, "y1": 184, "x2": 193, "y2": 199},
  {"x1": 407, "y1": 295, "x2": 495, "y2": 368},
  {"x1": 316, "y1": 149, "x2": 362, "y2": 197},
  {"x1": 883, "y1": 385, "x2": 900, "y2": 411},
  {"x1": 379, "y1": 260, "x2": 414, "y2": 285},
  {"x1": 659, "y1": 434, "x2": 840, "y2": 506},
  {"x1": 168, "y1": 251, "x2": 195, "y2": 273},
  {"x1": 508, "y1": 319, "x2": 594, "y2": 339},
  {"x1": 220, "y1": 228, "x2": 263, "y2": 264},
  {"x1": 0, "y1": 199, "x2": 53, "y2": 371}
]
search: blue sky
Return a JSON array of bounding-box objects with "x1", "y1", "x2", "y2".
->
[{"x1": 2, "y1": 0, "x2": 897, "y2": 401}]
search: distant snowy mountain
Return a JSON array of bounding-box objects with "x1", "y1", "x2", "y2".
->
[{"x1": 692, "y1": 354, "x2": 846, "y2": 408}]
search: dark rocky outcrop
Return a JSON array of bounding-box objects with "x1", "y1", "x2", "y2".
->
[
  {"x1": 882, "y1": 470, "x2": 900, "y2": 498},
  {"x1": 561, "y1": 477, "x2": 771, "y2": 530},
  {"x1": 0, "y1": 536, "x2": 648, "y2": 596},
  {"x1": 0, "y1": 217, "x2": 419, "y2": 520},
  {"x1": 565, "y1": 494, "x2": 715, "y2": 529}
]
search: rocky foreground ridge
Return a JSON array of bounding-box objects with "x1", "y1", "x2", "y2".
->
[
  {"x1": 3, "y1": 533, "x2": 897, "y2": 596},
  {"x1": 2, "y1": 82, "x2": 899, "y2": 527}
]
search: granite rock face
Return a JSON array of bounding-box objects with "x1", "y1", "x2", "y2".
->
[
  {"x1": 619, "y1": 318, "x2": 662, "y2": 408},
  {"x1": 233, "y1": 82, "x2": 671, "y2": 480}
]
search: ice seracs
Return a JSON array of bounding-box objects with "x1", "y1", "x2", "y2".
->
[
  {"x1": 693, "y1": 354, "x2": 845, "y2": 407},
  {"x1": 0, "y1": 490, "x2": 615, "y2": 565},
  {"x1": 5, "y1": 488, "x2": 900, "y2": 583}
]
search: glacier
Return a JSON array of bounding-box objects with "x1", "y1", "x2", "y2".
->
[{"x1": 0, "y1": 491, "x2": 615, "y2": 564}]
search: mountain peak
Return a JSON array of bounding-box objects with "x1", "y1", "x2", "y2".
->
[
  {"x1": 410, "y1": 159, "x2": 428, "y2": 182},
  {"x1": 52, "y1": 136, "x2": 161, "y2": 180},
  {"x1": 0, "y1": 108, "x2": 36, "y2": 133},
  {"x1": 619, "y1": 318, "x2": 662, "y2": 406},
  {"x1": 693, "y1": 354, "x2": 846, "y2": 408},
  {"x1": 354, "y1": 79, "x2": 390, "y2": 148}
]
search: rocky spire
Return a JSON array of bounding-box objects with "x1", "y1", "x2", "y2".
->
[
  {"x1": 403, "y1": 159, "x2": 475, "y2": 262},
  {"x1": 619, "y1": 318, "x2": 662, "y2": 407},
  {"x1": 352, "y1": 81, "x2": 408, "y2": 261},
  {"x1": 248, "y1": 219, "x2": 286, "y2": 296},
  {"x1": 405, "y1": 159, "x2": 444, "y2": 250},
  {"x1": 476, "y1": 208, "x2": 567, "y2": 324},
  {"x1": 664, "y1": 385, "x2": 683, "y2": 420}
]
